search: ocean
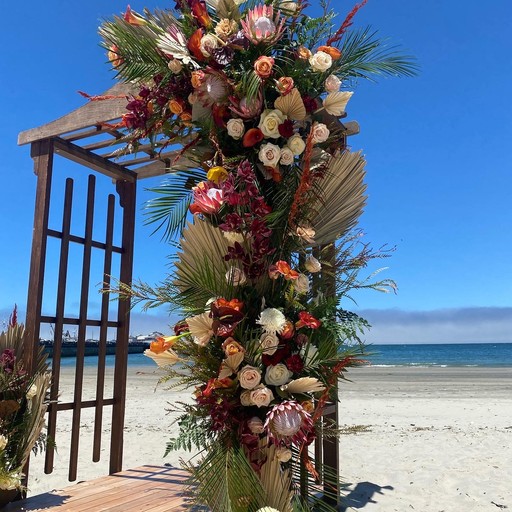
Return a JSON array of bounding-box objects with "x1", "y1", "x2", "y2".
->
[{"x1": 58, "y1": 342, "x2": 512, "y2": 369}]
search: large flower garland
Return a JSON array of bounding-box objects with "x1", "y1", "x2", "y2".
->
[{"x1": 100, "y1": 1, "x2": 414, "y2": 510}]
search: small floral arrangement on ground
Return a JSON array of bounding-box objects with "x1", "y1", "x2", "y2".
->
[
  {"x1": 100, "y1": 1, "x2": 414, "y2": 510},
  {"x1": 0, "y1": 307, "x2": 51, "y2": 493}
]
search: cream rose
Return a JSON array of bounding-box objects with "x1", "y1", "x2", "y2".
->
[
  {"x1": 248, "y1": 416, "x2": 265, "y2": 434},
  {"x1": 226, "y1": 266, "x2": 247, "y2": 286},
  {"x1": 168, "y1": 58, "x2": 183, "y2": 74},
  {"x1": 305, "y1": 255, "x2": 321, "y2": 273},
  {"x1": 276, "y1": 447, "x2": 292, "y2": 462},
  {"x1": 265, "y1": 364, "x2": 293, "y2": 386},
  {"x1": 294, "y1": 274, "x2": 310, "y2": 294},
  {"x1": 311, "y1": 122, "x2": 330, "y2": 144},
  {"x1": 258, "y1": 109, "x2": 287, "y2": 139},
  {"x1": 200, "y1": 34, "x2": 219, "y2": 57},
  {"x1": 250, "y1": 386, "x2": 274, "y2": 408},
  {"x1": 259, "y1": 332, "x2": 280, "y2": 355},
  {"x1": 258, "y1": 142, "x2": 281, "y2": 167},
  {"x1": 287, "y1": 134, "x2": 306, "y2": 156},
  {"x1": 215, "y1": 18, "x2": 238, "y2": 40},
  {"x1": 240, "y1": 390, "x2": 253, "y2": 406},
  {"x1": 325, "y1": 73, "x2": 341, "y2": 93},
  {"x1": 279, "y1": 147, "x2": 295, "y2": 166},
  {"x1": 238, "y1": 365, "x2": 262, "y2": 389},
  {"x1": 0, "y1": 435, "x2": 7, "y2": 451},
  {"x1": 309, "y1": 50, "x2": 333, "y2": 72},
  {"x1": 226, "y1": 118, "x2": 245, "y2": 139}
]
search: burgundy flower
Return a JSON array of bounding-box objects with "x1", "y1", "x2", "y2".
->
[
  {"x1": 262, "y1": 344, "x2": 291, "y2": 366},
  {"x1": 278, "y1": 119, "x2": 295, "y2": 138},
  {"x1": 285, "y1": 354, "x2": 304, "y2": 373},
  {"x1": 302, "y1": 95, "x2": 319, "y2": 113}
]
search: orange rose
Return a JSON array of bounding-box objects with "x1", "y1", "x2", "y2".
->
[
  {"x1": 222, "y1": 337, "x2": 245, "y2": 357},
  {"x1": 254, "y1": 56, "x2": 275, "y2": 79},
  {"x1": 276, "y1": 76, "x2": 294, "y2": 96},
  {"x1": 168, "y1": 98, "x2": 185, "y2": 115},
  {"x1": 297, "y1": 46, "x2": 312, "y2": 60},
  {"x1": 180, "y1": 111, "x2": 192, "y2": 123},
  {"x1": 301, "y1": 400, "x2": 315, "y2": 414},
  {"x1": 191, "y1": 70, "x2": 205, "y2": 89},
  {"x1": 318, "y1": 45, "x2": 342, "y2": 60},
  {"x1": 280, "y1": 320, "x2": 295, "y2": 340}
]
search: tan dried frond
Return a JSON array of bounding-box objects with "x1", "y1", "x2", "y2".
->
[
  {"x1": 309, "y1": 150, "x2": 367, "y2": 245},
  {"x1": 285, "y1": 377, "x2": 326, "y2": 394}
]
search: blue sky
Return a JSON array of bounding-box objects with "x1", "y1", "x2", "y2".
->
[{"x1": 0, "y1": 0, "x2": 511, "y2": 343}]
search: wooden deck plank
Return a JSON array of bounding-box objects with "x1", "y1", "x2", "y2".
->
[{"x1": 3, "y1": 466, "x2": 190, "y2": 512}]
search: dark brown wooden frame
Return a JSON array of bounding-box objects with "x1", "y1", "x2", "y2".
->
[{"x1": 18, "y1": 85, "x2": 359, "y2": 500}]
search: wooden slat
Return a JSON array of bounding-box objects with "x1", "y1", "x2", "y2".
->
[
  {"x1": 40, "y1": 316, "x2": 119, "y2": 328},
  {"x1": 17, "y1": 82, "x2": 136, "y2": 146},
  {"x1": 47, "y1": 229, "x2": 123, "y2": 254},
  {"x1": 53, "y1": 137, "x2": 136, "y2": 183},
  {"x1": 54, "y1": 398, "x2": 115, "y2": 412},
  {"x1": 3, "y1": 466, "x2": 189, "y2": 512},
  {"x1": 93, "y1": 194, "x2": 116, "y2": 462},
  {"x1": 45, "y1": 178, "x2": 74, "y2": 474},
  {"x1": 69, "y1": 175, "x2": 96, "y2": 482}
]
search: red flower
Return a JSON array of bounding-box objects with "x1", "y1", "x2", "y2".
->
[
  {"x1": 285, "y1": 354, "x2": 304, "y2": 373},
  {"x1": 243, "y1": 128, "x2": 264, "y2": 148},
  {"x1": 188, "y1": 28, "x2": 206, "y2": 61},
  {"x1": 295, "y1": 311, "x2": 322, "y2": 329},
  {"x1": 190, "y1": 0, "x2": 211, "y2": 28},
  {"x1": 275, "y1": 260, "x2": 299, "y2": 280},
  {"x1": 262, "y1": 344, "x2": 291, "y2": 366}
]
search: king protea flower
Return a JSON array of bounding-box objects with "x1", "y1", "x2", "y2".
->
[
  {"x1": 264, "y1": 400, "x2": 314, "y2": 445},
  {"x1": 189, "y1": 182, "x2": 224, "y2": 215},
  {"x1": 241, "y1": 5, "x2": 285, "y2": 45}
]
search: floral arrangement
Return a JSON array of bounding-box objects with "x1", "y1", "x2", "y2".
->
[
  {"x1": 100, "y1": 1, "x2": 414, "y2": 510},
  {"x1": 0, "y1": 307, "x2": 51, "y2": 494}
]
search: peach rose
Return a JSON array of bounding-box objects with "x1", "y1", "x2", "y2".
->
[
  {"x1": 168, "y1": 99, "x2": 186, "y2": 115},
  {"x1": 222, "y1": 337, "x2": 245, "y2": 357},
  {"x1": 250, "y1": 386, "x2": 274, "y2": 407},
  {"x1": 254, "y1": 56, "x2": 275, "y2": 79},
  {"x1": 238, "y1": 365, "x2": 262, "y2": 390},
  {"x1": 276, "y1": 77, "x2": 294, "y2": 96}
]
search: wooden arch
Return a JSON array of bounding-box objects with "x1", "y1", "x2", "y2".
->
[{"x1": 18, "y1": 84, "x2": 360, "y2": 490}]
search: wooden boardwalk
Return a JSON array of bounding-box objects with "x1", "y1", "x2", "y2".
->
[{"x1": 3, "y1": 466, "x2": 191, "y2": 512}]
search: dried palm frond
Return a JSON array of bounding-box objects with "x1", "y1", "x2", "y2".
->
[{"x1": 308, "y1": 151, "x2": 367, "y2": 246}]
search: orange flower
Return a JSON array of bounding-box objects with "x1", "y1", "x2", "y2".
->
[
  {"x1": 180, "y1": 111, "x2": 192, "y2": 123},
  {"x1": 301, "y1": 400, "x2": 315, "y2": 414},
  {"x1": 297, "y1": 46, "x2": 312, "y2": 60},
  {"x1": 149, "y1": 335, "x2": 178, "y2": 354},
  {"x1": 191, "y1": 70, "x2": 206, "y2": 89},
  {"x1": 215, "y1": 298, "x2": 244, "y2": 312},
  {"x1": 168, "y1": 98, "x2": 186, "y2": 115},
  {"x1": 190, "y1": 0, "x2": 212, "y2": 28},
  {"x1": 242, "y1": 128, "x2": 264, "y2": 148},
  {"x1": 280, "y1": 320, "x2": 295, "y2": 340},
  {"x1": 318, "y1": 45, "x2": 342, "y2": 60},
  {"x1": 188, "y1": 28, "x2": 206, "y2": 61},
  {"x1": 295, "y1": 311, "x2": 322, "y2": 329},
  {"x1": 275, "y1": 260, "x2": 299, "y2": 280},
  {"x1": 107, "y1": 45, "x2": 123, "y2": 68},
  {"x1": 123, "y1": 5, "x2": 147, "y2": 25},
  {"x1": 254, "y1": 56, "x2": 275, "y2": 79},
  {"x1": 203, "y1": 377, "x2": 234, "y2": 397},
  {"x1": 222, "y1": 337, "x2": 245, "y2": 357}
]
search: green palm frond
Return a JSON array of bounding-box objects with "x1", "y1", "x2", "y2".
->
[
  {"x1": 144, "y1": 168, "x2": 206, "y2": 241},
  {"x1": 183, "y1": 442, "x2": 266, "y2": 512},
  {"x1": 336, "y1": 27, "x2": 418, "y2": 82}
]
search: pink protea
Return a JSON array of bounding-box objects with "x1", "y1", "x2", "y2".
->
[
  {"x1": 264, "y1": 400, "x2": 314, "y2": 446},
  {"x1": 241, "y1": 5, "x2": 285, "y2": 45},
  {"x1": 189, "y1": 182, "x2": 224, "y2": 215},
  {"x1": 195, "y1": 69, "x2": 231, "y2": 107}
]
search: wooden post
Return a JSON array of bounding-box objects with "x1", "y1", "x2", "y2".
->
[{"x1": 109, "y1": 179, "x2": 136, "y2": 474}]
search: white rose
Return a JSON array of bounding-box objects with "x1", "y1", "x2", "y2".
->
[
  {"x1": 258, "y1": 143, "x2": 281, "y2": 167},
  {"x1": 311, "y1": 122, "x2": 330, "y2": 144},
  {"x1": 248, "y1": 416, "x2": 265, "y2": 434},
  {"x1": 226, "y1": 118, "x2": 245, "y2": 139},
  {"x1": 26, "y1": 384, "x2": 38, "y2": 400},
  {"x1": 294, "y1": 274, "x2": 310, "y2": 294},
  {"x1": 0, "y1": 435, "x2": 7, "y2": 451},
  {"x1": 305, "y1": 255, "x2": 321, "y2": 273},
  {"x1": 258, "y1": 109, "x2": 287, "y2": 139},
  {"x1": 265, "y1": 364, "x2": 293, "y2": 386},
  {"x1": 238, "y1": 365, "x2": 262, "y2": 390},
  {"x1": 240, "y1": 390, "x2": 253, "y2": 406},
  {"x1": 226, "y1": 267, "x2": 247, "y2": 286},
  {"x1": 287, "y1": 134, "x2": 306, "y2": 156},
  {"x1": 250, "y1": 386, "x2": 274, "y2": 408},
  {"x1": 223, "y1": 231, "x2": 245, "y2": 244},
  {"x1": 325, "y1": 74, "x2": 341, "y2": 93},
  {"x1": 200, "y1": 33, "x2": 219, "y2": 57},
  {"x1": 168, "y1": 58, "x2": 183, "y2": 74},
  {"x1": 259, "y1": 332, "x2": 280, "y2": 355},
  {"x1": 309, "y1": 51, "x2": 333, "y2": 72},
  {"x1": 276, "y1": 447, "x2": 292, "y2": 462},
  {"x1": 279, "y1": 147, "x2": 295, "y2": 166}
]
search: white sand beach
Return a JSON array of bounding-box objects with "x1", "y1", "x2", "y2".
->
[{"x1": 27, "y1": 365, "x2": 512, "y2": 511}]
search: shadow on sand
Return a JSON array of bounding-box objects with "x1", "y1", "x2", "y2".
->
[{"x1": 339, "y1": 482, "x2": 394, "y2": 511}]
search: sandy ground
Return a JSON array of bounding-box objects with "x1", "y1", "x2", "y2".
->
[{"x1": 26, "y1": 365, "x2": 512, "y2": 511}]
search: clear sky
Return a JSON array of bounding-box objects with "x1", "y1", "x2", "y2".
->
[{"x1": 0, "y1": 0, "x2": 510, "y2": 343}]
